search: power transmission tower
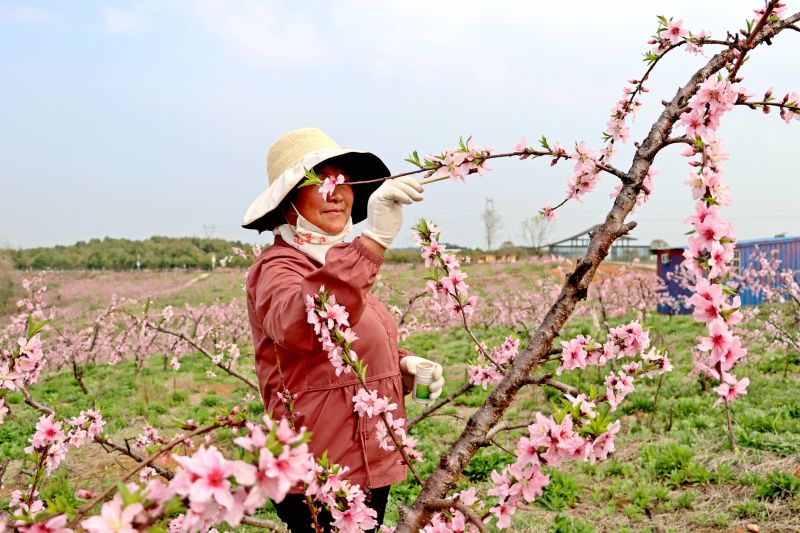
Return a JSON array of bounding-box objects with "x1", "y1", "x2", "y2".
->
[{"x1": 481, "y1": 198, "x2": 503, "y2": 251}]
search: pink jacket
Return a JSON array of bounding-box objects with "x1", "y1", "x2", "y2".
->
[{"x1": 246, "y1": 236, "x2": 408, "y2": 493}]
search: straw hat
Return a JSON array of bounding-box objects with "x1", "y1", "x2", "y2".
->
[{"x1": 241, "y1": 128, "x2": 390, "y2": 232}]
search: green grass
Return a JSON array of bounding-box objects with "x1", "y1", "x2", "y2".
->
[{"x1": 2, "y1": 267, "x2": 799, "y2": 531}]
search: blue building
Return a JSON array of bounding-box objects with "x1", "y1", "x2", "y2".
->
[{"x1": 653, "y1": 235, "x2": 800, "y2": 314}]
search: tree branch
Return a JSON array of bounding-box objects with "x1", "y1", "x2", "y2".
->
[
  {"x1": 143, "y1": 320, "x2": 259, "y2": 392},
  {"x1": 394, "y1": 11, "x2": 800, "y2": 532},
  {"x1": 408, "y1": 381, "x2": 474, "y2": 428},
  {"x1": 93, "y1": 435, "x2": 174, "y2": 480},
  {"x1": 22, "y1": 388, "x2": 54, "y2": 416},
  {"x1": 426, "y1": 499, "x2": 489, "y2": 533}
]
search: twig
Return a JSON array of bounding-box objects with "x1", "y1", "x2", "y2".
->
[
  {"x1": 142, "y1": 319, "x2": 259, "y2": 391},
  {"x1": 728, "y1": 0, "x2": 778, "y2": 80},
  {"x1": 93, "y1": 435, "x2": 174, "y2": 480},
  {"x1": 72, "y1": 420, "x2": 236, "y2": 525},
  {"x1": 408, "y1": 381, "x2": 474, "y2": 428},
  {"x1": 241, "y1": 515, "x2": 288, "y2": 532},
  {"x1": 487, "y1": 437, "x2": 517, "y2": 458},
  {"x1": 0, "y1": 459, "x2": 9, "y2": 486},
  {"x1": 541, "y1": 378, "x2": 579, "y2": 396},
  {"x1": 736, "y1": 100, "x2": 800, "y2": 111},
  {"x1": 398, "y1": 291, "x2": 428, "y2": 326},
  {"x1": 723, "y1": 397, "x2": 737, "y2": 451},
  {"x1": 648, "y1": 372, "x2": 665, "y2": 430},
  {"x1": 426, "y1": 498, "x2": 489, "y2": 533},
  {"x1": 22, "y1": 388, "x2": 54, "y2": 416}
]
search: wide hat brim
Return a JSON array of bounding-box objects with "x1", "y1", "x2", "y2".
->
[{"x1": 241, "y1": 148, "x2": 389, "y2": 233}]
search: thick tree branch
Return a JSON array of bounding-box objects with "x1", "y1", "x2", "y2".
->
[{"x1": 394, "y1": 11, "x2": 799, "y2": 532}]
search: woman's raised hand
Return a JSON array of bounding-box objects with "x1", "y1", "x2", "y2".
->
[{"x1": 361, "y1": 176, "x2": 424, "y2": 249}]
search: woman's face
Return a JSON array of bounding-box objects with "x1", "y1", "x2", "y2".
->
[{"x1": 289, "y1": 164, "x2": 354, "y2": 234}]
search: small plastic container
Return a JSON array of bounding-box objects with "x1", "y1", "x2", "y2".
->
[{"x1": 413, "y1": 361, "x2": 435, "y2": 404}]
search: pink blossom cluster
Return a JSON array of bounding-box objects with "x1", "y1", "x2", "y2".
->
[
  {"x1": 468, "y1": 336, "x2": 519, "y2": 389},
  {"x1": 134, "y1": 424, "x2": 167, "y2": 451},
  {"x1": 423, "y1": 137, "x2": 493, "y2": 182},
  {"x1": 754, "y1": 1, "x2": 787, "y2": 19},
  {"x1": 679, "y1": 73, "x2": 751, "y2": 408},
  {"x1": 15, "y1": 275, "x2": 52, "y2": 323},
  {"x1": 556, "y1": 320, "x2": 651, "y2": 376},
  {"x1": 211, "y1": 340, "x2": 241, "y2": 369},
  {"x1": 1, "y1": 334, "x2": 45, "y2": 394},
  {"x1": 680, "y1": 77, "x2": 742, "y2": 144},
  {"x1": 24, "y1": 410, "x2": 104, "y2": 474},
  {"x1": 419, "y1": 488, "x2": 483, "y2": 532},
  {"x1": 648, "y1": 17, "x2": 710, "y2": 57},
  {"x1": 132, "y1": 416, "x2": 313, "y2": 532},
  {"x1": 480, "y1": 336, "x2": 670, "y2": 531},
  {"x1": 6, "y1": 488, "x2": 73, "y2": 533},
  {"x1": 776, "y1": 92, "x2": 800, "y2": 123},
  {"x1": 352, "y1": 388, "x2": 397, "y2": 418},
  {"x1": 566, "y1": 142, "x2": 615, "y2": 202},
  {"x1": 487, "y1": 411, "x2": 622, "y2": 529},
  {"x1": 604, "y1": 78, "x2": 646, "y2": 144},
  {"x1": 218, "y1": 243, "x2": 263, "y2": 267},
  {"x1": 318, "y1": 174, "x2": 346, "y2": 201},
  {"x1": 736, "y1": 248, "x2": 799, "y2": 355},
  {"x1": 413, "y1": 219, "x2": 477, "y2": 320},
  {"x1": 306, "y1": 459, "x2": 379, "y2": 533},
  {"x1": 305, "y1": 288, "x2": 358, "y2": 376},
  {"x1": 556, "y1": 324, "x2": 671, "y2": 412},
  {"x1": 305, "y1": 287, "x2": 422, "y2": 465},
  {"x1": 10, "y1": 414, "x2": 314, "y2": 532},
  {"x1": 83, "y1": 480, "x2": 174, "y2": 533},
  {"x1": 374, "y1": 412, "x2": 421, "y2": 462},
  {"x1": 170, "y1": 444, "x2": 263, "y2": 528}
]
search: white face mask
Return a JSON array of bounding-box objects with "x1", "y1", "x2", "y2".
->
[
  {"x1": 274, "y1": 203, "x2": 353, "y2": 264},
  {"x1": 291, "y1": 203, "x2": 328, "y2": 235}
]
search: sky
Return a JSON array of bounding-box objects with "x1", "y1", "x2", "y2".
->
[{"x1": 1, "y1": 0, "x2": 798, "y2": 251}]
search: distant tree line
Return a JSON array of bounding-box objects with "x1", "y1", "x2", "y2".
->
[
  {"x1": 3, "y1": 235, "x2": 585, "y2": 273},
  {"x1": 5, "y1": 236, "x2": 253, "y2": 271}
]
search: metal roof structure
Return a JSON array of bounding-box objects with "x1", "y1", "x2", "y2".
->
[{"x1": 545, "y1": 225, "x2": 638, "y2": 248}]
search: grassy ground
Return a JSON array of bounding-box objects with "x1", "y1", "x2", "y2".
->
[{"x1": 1, "y1": 266, "x2": 798, "y2": 532}]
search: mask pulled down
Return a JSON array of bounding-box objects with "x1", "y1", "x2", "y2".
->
[{"x1": 274, "y1": 204, "x2": 353, "y2": 265}]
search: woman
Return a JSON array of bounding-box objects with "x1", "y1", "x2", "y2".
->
[{"x1": 241, "y1": 128, "x2": 444, "y2": 532}]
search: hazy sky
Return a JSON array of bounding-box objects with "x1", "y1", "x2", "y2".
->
[{"x1": 1, "y1": 0, "x2": 798, "y2": 251}]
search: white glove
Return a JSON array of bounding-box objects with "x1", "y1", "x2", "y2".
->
[
  {"x1": 399, "y1": 356, "x2": 444, "y2": 402},
  {"x1": 361, "y1": 176, "x2": 424, "y2": 249}
]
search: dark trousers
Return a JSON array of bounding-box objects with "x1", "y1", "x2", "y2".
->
[{"x1": 273, "y1": 485, "x2": 390, "y2": 533}]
